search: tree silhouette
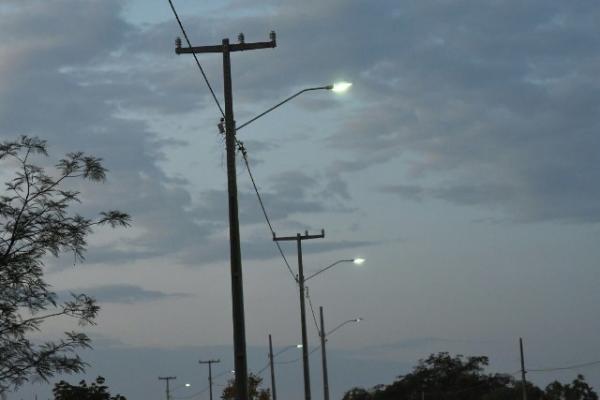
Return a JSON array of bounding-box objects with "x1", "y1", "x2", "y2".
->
[
  {"x1": 53, "y1": 376, "x2": 127, "y2": 400},
  {"x1": 0, "y1": 136, "x2": 130, "y2": 392},
  {"x1": 221, "y1": 373, "x2": 270, "y2": 400}
]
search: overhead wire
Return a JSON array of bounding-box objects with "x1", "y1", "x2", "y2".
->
[
  {"x1": 172, "y1": 369, "x2": 233, "y2": 400},
  {"x1": 528, "y1": 360, "x2": 600, "y2": 372},
  {"x1": 166, "y1": 0, "x2": 298, "y2": 285},
  {"x1": 305, "y1": 286, "x2": 322, "y2": 336},
  {"x1": 237, "y1": 140, "x2": 298, "y2": 283},
  {"x1": 167, "y1": 0, "x2": 225, "y2": 117}
]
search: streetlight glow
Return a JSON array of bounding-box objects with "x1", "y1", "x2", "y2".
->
[
  {"x1": 353, "y1": 258, "x2": 365, "y2": 265},
  {"x1": 296, "y1": 344, "x2": 303, "y2": 348},
  {"x1": 185, "y1": 383, "x2": 191, "y2": 387},
  {"x1": 331, "y1": 81, "x2": 352, "y2": 93}
]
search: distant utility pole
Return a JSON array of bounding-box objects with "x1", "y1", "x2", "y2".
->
[
  {"x1": 199, "y1": 359, "x2": 221, "y2": 400},
  {"x1": 268, "y1": 334, "x2": 278, "y2": 400},
  {"x1": 175, "y1": 32, "x2": 276, "y2": 400},
  {"x1": 319, "y1": 306, "x2": 330, "y2": 400},
  {"x1": 519, "y1": 337, "x2": 528, "y2": 400},
  {"x1": 158, "y1": 376, "x2": 176, "y2": 400},
  {"x1": 273, "y1": 230, "x2": 325, "y2": 400}
]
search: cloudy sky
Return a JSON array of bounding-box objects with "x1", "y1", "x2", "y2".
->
[{"x1": 3, "y1": 1, "x2": 600, "y2": 399}]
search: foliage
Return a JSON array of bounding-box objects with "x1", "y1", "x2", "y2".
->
[
  {"x1": 53, "y1": 376, "x2": 127, "y2": 400},
  {"x1": 342, "y1": 352, "x2": 598, "y2": 400},
  {"x1": 221, "y1": 373, "x2": 270, "y2": 400},
  {"x1": 0, "y1": 136, "x2": 130, "y2": 392},
  {"x1": 544, "y1": 375, "x2": 598, "y2": 400}
]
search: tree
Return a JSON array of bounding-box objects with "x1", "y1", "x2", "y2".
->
[
  {"x1": 53, "y1": 376, "x2": 127, "y2": 400},
  {"x1": 342, "y1": 387, "x2": 373, "y2": 400},
  {"x1": 221, "y1": 373, "x2": 270, "y2": 400},
  {"x1": 371, "y1": 352, "x2": 512, "y2": 400},
  {"x1": 341, "y1": 353, "x2": 598, "y2": 400},
  {"x1": 544, "y1": 375, "x2": 598, "y2": 400},
  {"x1": 0, "y1": 136, "x2": 130, "y2": 393}
]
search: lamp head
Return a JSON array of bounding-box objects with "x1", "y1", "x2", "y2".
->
[
  {"x1": 331, "y1": 81, "x2": 352, "y2": 93},
  {"x1": 185, "y1": 383, "x2": 191, "y2": 387},
  {"x1": 296, "y1": 344, "x2": 303, "y2": 348},
  {"x1": 353, "y1": 258, "x2": 365, "y2": 265}
]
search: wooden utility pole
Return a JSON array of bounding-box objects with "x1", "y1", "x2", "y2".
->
[
  {"x1": 319, "y1": 306, "x2": 330, "y2": 400},
  {"x1": 520, "y1": 337, "x2": 528, "y2": 400},
  {"x1": 158, "y1": 376, "x2": 176, "y2": 400},
  {"x1": 273, "y1": 230, "x2": 325, "y2": 400},
  {"x1": 176, "y1": 32, "x2": 276, "y2": 400},
  {"x1": 199, "y1": 359, "x2": 221, "y2": 400},
  {"x1": 268, "y1": 335, "x2": 277, "y2": 400}
]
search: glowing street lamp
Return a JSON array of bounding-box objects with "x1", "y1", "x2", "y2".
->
[
  {"x1": 319, "y1": 310, "x2": 362, "y2": 400},
  {"x1": 236, "y1": 82, "x2": 352, "y2": 131},
  {"x1": 305, "y1": 258, "x2": 366, "y2": 282},
  {"x1": 267, "y1": 335, "x2": 304, "y2": 400},
  {"x1": 330, "y1": 81, "x2": 352, "y2": 93}
]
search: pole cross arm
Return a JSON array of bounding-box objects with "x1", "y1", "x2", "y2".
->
[
  {"x1": 176, "y1": 37, "x2": 276, "y2": 54},
  {"x1": 273, "y1": 230, "x2": 325, "y2": 242}
]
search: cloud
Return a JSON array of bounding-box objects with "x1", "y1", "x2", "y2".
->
[
  {"x1": 0, "y1": 0, "x2": 367, "y2": 270},
  {"x1": 58, "y1": 284, "x2": 191, "y2": 304}
]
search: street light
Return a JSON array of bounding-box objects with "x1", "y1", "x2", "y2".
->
[
  {"x1": 319, "y1": 309, "x2": 362, "y2": 400},
  {"x1": 170, "y1": 383, "x2": 193, "y2": 400},
  {"x1": 330, "y1": 81, "x2": 352, "y2": 93},
  {"x1": 236, "y1": 82, "x2": 352, "y2": 131},
  {"x1": 305, "y1": 258, "x2": 365, "y2": 282},
  {"x1": 267, "y1": 335, "x2": 303, "y2": 400},
  {"x1": 287, "y1": 257, "x2": 364, "y2": 400}
]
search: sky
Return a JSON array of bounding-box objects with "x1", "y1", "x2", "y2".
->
[{"x1": 2, "y1": 0, "x2": 600, "y2": 399}]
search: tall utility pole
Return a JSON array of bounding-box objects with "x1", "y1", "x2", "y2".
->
[
  {"x1": 176, "y1": 32, "x2": 276, "y2": 400},
  {"x1": 158, "y1": 376, "x2": 176, "y2": 400},
  {"x1": 273, "y1": 230, "x2": 325, "y2": 400},
  {"x1": 199, "y1": 359, "x2": 221, "y2": 400},
  {"x1": 319, "y1": 306, "x2": 330, "y2": 400},
  {"x1": 268, "y1": 334, "x2": 277, "y2": 400},
  {"x1": 519, "y1": 337, "x2": 528, "y2": 400}
]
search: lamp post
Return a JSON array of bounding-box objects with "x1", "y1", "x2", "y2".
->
[
  {"x1": 319, "y1": 309, "x2": 362, "y2": 400},
  {"x1": 268, "y1": 336, "x2": 303, "y2": 400}
]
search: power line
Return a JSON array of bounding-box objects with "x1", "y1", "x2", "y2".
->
[
  {"x1": 167, "y1": 0, "x2": 225, "y2": 117},
  {"x1": 173, "y1": 370, "x2": 232, "y2": 400},
  {"x1": 237, "y1": 140, "x2": 298, "y2": 282},
  {"x1": 305, "y1": 287, "x2": 321, "y2": 336},
  {"x1": 528, "y1": 360, "x2": 600, "y2": 372}
]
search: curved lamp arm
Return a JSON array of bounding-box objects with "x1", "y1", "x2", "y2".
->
[
  {"x1": 236, "y1": 86, "x2": 332, "y2": 131},
  {"x1": 325, "y1": 318, "x2": 363, "y2": 338},
  {"x1": 273, "y1": 343, "x2": 303, "y2": 358},
  {"x1": 305, "y1": 258, "x2": 364, "y2": 282}
]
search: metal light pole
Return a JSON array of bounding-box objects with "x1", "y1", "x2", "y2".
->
[
  {"x1": 520, "y1": 337, "x2": 528, "y2": 400},
  {"x1": 266, "y1": 338, "x2": 303, "y2": 400},
  {"x1": 319, "y1": 307, "x2": 330, "y2": 400},
  {"x1": 319, "y1": 309, "x2": 362, "y2": 400},
  {"x1": 268, "y1": 335, "x2": 277, "y2": 400}
]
